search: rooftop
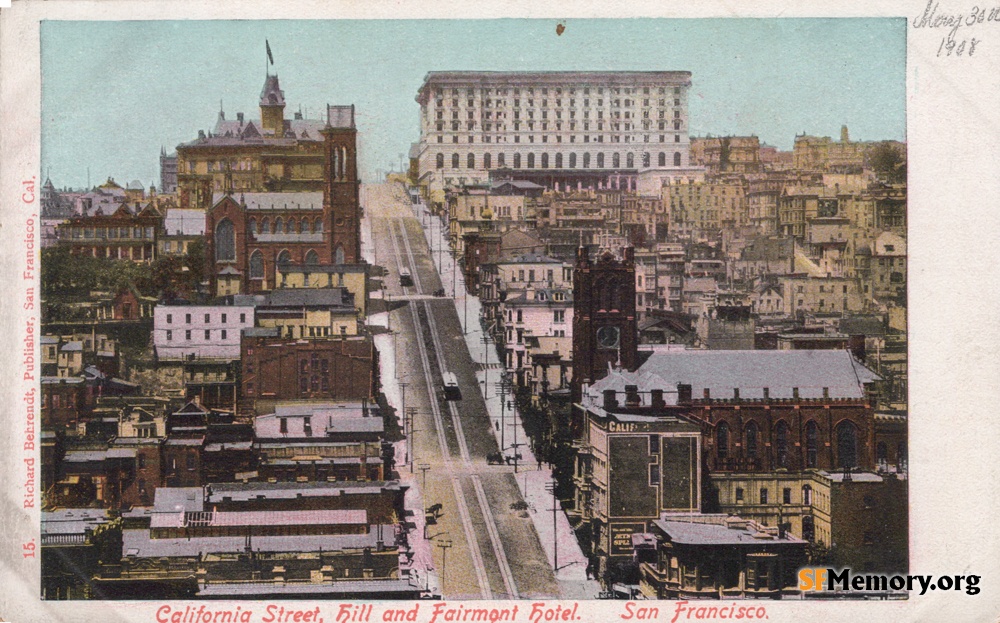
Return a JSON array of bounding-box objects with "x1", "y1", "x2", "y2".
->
[
  {"x1": 589, "y1": 350, "x2": 880, "y2": 402},
  {"x1": 654, "y1": 518, "x2": 807, "y2": 546},
  {"x1": 123, "y1": 524, "x2": 392, "y2": 558},
  {"x1": 213, "y1": 192, "x2": 324, "y2": 211}
]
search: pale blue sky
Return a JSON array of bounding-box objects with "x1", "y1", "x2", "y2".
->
[{"x1": 41, "y1": 19, "x2": 905, "y2": 188}]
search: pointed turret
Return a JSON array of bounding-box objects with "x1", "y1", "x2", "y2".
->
[{"x1": 259, "y1": 74, "x2": 286, "y2": 136}]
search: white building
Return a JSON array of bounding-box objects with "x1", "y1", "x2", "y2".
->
[
  {"x1": 501, "y1": 286, "x2": 574, "y2": 384},
  {"x1": 416, "y1": 71, "x2": 694, "y2": 193},
  {"x1": 153, "y1": 305, "x2": 256, "y2": 360}
]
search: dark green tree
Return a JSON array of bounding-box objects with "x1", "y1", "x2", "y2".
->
[
  {"x1": 868, "y1": 142, "x2": 907, "y2": 184},
  {"x1": 184, "y1": 238, "x2": 207, "y2": 290}
]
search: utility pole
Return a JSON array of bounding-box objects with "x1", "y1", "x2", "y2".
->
[
  {"x1": 406, "y1": 407, "x2": 418, "y2": 473},
  {"x1": 418, "y1": 463, "x2": 431, "y2": 492},
  {"x1": 496, "y1": 376, "x2": 513, "y2": 455},
  {"x1": 392, "y1": 330, "x2": 399, "y2": 379},
  {"x1": 546, "y1": 482, "x2": 558, "y2": 572},
  {"x1": 437, "y1": 539, "x2": 453, "y2": 589},
  {"x1": 512, "y1": 397, "x2": 520, "y2": 474},
  {"x1": 463, "y1": 283, "x2": 469, "y2": 335},
  {"x1": 480, "y1": 336, "x2": 492, "y2": 398},
  {"x1": 399, "y1": 381, "x2": 408, "y2": 454}
]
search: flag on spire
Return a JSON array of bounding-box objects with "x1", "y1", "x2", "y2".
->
[{"x1": 266, "y1": 40, "x2": 274, "y2": 65}]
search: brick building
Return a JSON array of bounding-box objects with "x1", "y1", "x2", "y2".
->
[
  {"x1": 240, "y1": 329, "x2": 379, "y2": 416},
  {"x1": 571, "y1": 245, "x2": 638, "y2": 408}
]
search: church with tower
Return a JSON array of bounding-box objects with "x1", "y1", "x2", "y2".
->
[{"x1": 181, "y1": 69, "x2": 363, "y2": 296}]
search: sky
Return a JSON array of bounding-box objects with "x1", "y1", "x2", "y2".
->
[{"x1": 40, "y1": 18, "x2": 905, "y2": 189}]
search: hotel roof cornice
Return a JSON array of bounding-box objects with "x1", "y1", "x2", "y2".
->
[{"x1": 417, "y1": 70, "x2": 692, "y2": 101}]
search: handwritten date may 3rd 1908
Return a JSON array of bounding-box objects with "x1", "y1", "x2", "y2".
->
[{"x1": 912, "y1": 0, "x2": 1000, "y2": 57}]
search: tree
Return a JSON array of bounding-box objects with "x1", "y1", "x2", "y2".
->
[
  {"x1": 184, "y1": 239, "x2": 207, "y2": 289},
  {"x1": 868, "y1": 142, "x2": 906, "y2": 184}
]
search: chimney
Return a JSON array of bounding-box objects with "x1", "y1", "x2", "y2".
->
[
  {"x1": 651, "y1": 389, "x2": 665, "y2": 408},
  {"x1": 198, "y1": 130, "x2": 206, "y2": 139},
  {"x1": 237, "y1": 112, "x2": 244, "y2": 124},
  {"x1": 294, "y1": 111, "x2": 303, "y2": 120},
  {"x1": 733, "y1": 388, "x2": 740, "y2": 400},
  {"x1": 624, "y1": 385, "x2": 640, "y2": 407},
  {"x1": 603, "y1": 389, "x2": 618, "y2": 410},
  {"x1": 677, "y1": 383, "x2": 692, "y2": 404},
  {"x1": 703, "y1": 388, "x2": 711, "y2": 400},
  {"x1": 822, "y1": 387, "x2": 829, "y2": 399},
  {"x1": 763, "y1": 387, "x2": 770, "y2": 399},
  {"x1": 792, "y1": 387, "x2": 800, "y2": 399}
]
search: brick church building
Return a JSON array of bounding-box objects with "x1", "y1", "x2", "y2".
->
[{"x1": 204, "y1": 92, "x2": 362, "y2": 295}]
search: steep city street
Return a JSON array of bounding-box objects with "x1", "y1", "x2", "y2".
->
[{"x1": 364, "y1": 183, "x2": 562, "y2": 599}]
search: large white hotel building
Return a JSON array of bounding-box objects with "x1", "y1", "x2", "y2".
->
[{"x1": 414, "y1": 71, "x2": 698, "y2": 195}]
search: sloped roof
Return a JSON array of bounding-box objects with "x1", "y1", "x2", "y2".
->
[
  {"x1": 635, "y1": 349, "x2": 880, "y2": 400},
  {"x1": 213, "y1": 192, "x2": 324, "y2": 212},
  {"x1": 260, "y1": 74, "x2": 286, "y2": 106},
  {"x1": 164, "y1": 209, "x2": 206, "y2": 236}
]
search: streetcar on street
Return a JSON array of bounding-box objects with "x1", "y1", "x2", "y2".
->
[{"x1": 442, "y1": 372, "x2": 462, "y2": 400}]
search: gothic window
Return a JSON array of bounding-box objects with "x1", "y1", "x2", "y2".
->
[
  {"x1": 275, "y1": 217, "x2": 284, "y2": 234},
  {"x1": 805, "y1": 420, "x2": 819, "y2": 468},
  {"x1": 249, "y1": 250, "x2": 264, "y2": 279},
  {"x1": 836, "y1": 420, "x2": 858, "y2": 469},
  {"x1": 658, "y1": 152, "x2": 666, "y2": 167},
  {"x1": 334, "y1": 246, "x2": 345, "y2": 265},
  {"x1": 775, "y1": 421, "x2": 789, "y2": 468},
  {"x1": 287, "y1": 218, "x2": 297, "y2": 234},
  {"x1": 215, "y1": 218, "x2": 235, "y2": 261},
  {"x1": 452, "y1": 153, "x2": 460, "y2": 169},
  {"x1": 277, "y1": 250, "x2": 291, "y2": 265},
  {"x1": 674, "y1": 152, "x2": 682, "y2": 167},
  {"x1": 261, "y1": 217, "x2": 270, "y2": 234},
  {"x1": 315, "y1": 218, "x2": 323, "y2": 233},
  {"x1": 745, "y1": 421, "x2": 759, "y2": 459},
  {"x1": 249, "y1": 218, "x2": 257, "y2": 235},
  {"x1": 876, "y1": 441, "x2": 888, "y2": 464},
  {"x1": 305, "y1": 250, "x2": 319, "y2": 264},
  {"x1": 717, "y1": 422, "x2": 730, "y2": 461}
]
